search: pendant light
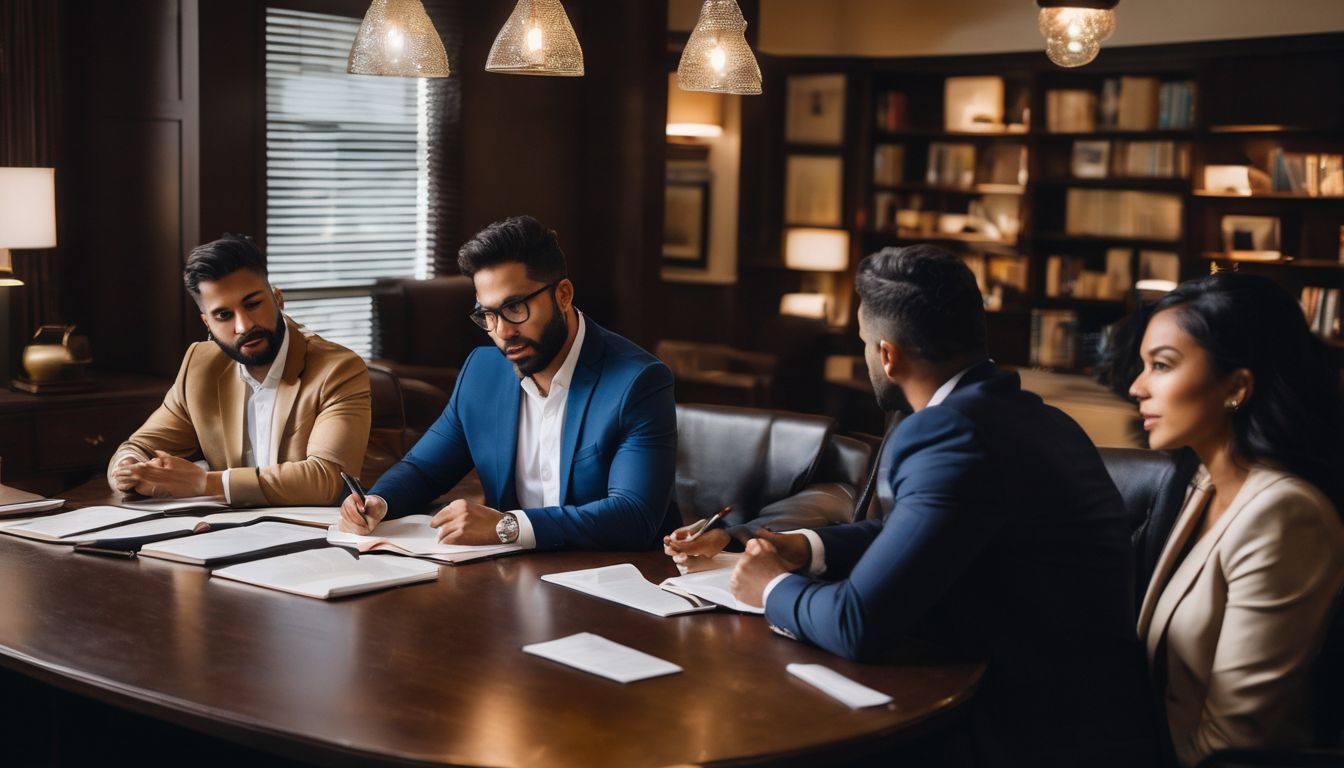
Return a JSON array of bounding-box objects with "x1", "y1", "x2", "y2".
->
[
  {"x1": 677, "y1": 0, "x2": 761, "y2": 95},
  {"x1": 485, "y1": 0, "x2": 584, "y2": 77},
  {"x1": 1036, "y1": 0, "x2": 1117, "y2": 68},
  {"x1": 348, "y1": 0, "x2": 450, "y2": 77}
]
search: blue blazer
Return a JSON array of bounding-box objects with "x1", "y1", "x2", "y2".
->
[
  {"x1": 766, "y1": 361, "x2": 1158, "y2": 766},
  {"x1": 370, "y1": 318, "x2": 677, "y2": 551}
]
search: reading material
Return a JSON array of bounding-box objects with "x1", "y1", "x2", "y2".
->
[
  {"x1": 212, "y1": 547, "x2": 440, "y2": 599},
  {"x1": 116, "y1": 495, "x2": 228, "y2": 513},
  {"x1": 542, "y1": 556, "x2": 764, "y2": 617},
  {"x1": 138, "y1": 522, "x2": 328, "y2": 566},
  {"x1": 326, "y1": 514, "x2": 521, "y2": 565},
  {"x1": 786, "y1": 664, "x2": 894, "y2": 709},
  {"x1": 0, "y1": 498, "x2": 65, "y2": 518},
  {"x1": 522, "y1": 633, "x2": 682, "y2": 683},
  {"x1": 2, "y1": 506, "x2": 157, "y2": 542}
]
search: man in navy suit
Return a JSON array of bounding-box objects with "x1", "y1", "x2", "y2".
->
[
  {"x1": 668, "y1": 245, "x2": 1158, "y2": 766},
  {"x1": 339, "y1": 215, "x2": 676, "y2": 551}
]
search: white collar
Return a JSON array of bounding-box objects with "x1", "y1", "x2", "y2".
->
[
  {"x1": 238, "y1": 316, "x2": 291, "y2": 391},
  {"x1": 926, "y1": 363, "x2": 977, "y2": 408},
  {"x1": 520, "y1": 310, "x2": 585, "y2": 399}
]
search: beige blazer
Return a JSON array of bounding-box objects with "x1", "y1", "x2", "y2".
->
[
  {"x1": 108, "y1": 318, "x2": 371, "y2": 506},
  {"x1": 1138, "y1": 464, "x2": 1344, "y2": 767}
]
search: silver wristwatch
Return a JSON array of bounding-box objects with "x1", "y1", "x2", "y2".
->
[{"x1": 495, "y1": 512, "x2": 520, "y2": 544}]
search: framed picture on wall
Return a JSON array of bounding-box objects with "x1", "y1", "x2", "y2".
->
[
  {"x1": 785, "y1": 155, "x2": 844, "y2": 227},
  {"x1": 785, "y1": 74, "x2": 847, "y2": 145},
  {"x1": 663, "y1": 179, "x2": 710, "y2": 269}
]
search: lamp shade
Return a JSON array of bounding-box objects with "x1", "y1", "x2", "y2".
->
[
  {"x1": 779, "y1": 292, "x2": 829, "y2": 319},
  {"x1": 347, "y1": 0, "x2": 450, "y2": 78},
  {"x1": 0, "y1": 168, "x2": 56, "y2": 249},
  {"x1": 485, "y1": 0, "x2": 584, "y2": 77},
  {"x1": 666, "y1": 73, "x2": 724, "y2": 137},
  {"x1": 677, "y1": 0, "x2": 761, "y2": 95},
  {"x1": 784, "y1": 228, "x2": 849, "y2": 272}
]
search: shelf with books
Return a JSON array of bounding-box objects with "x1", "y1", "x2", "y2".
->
[
  {"x1": 1206, "y1": 124, "x2": 1344, "y2": 136},
  {"x1": 1199, "y1": 252, "x2": 1344, "y2": 270},
  {"x1": 1193, "y1": 191, "x2": 1344, "y2": 200},
  {"x1": 1037, "y1": 178, "x2": 1190, "y2": 192},
  {"x1": 1037, "y1": 233, "x2": 1185, "y2": 248},
  {"x1": 873, "y1": 182, "x2": 1026, "y2": 195},
  {"x1": 1036, "y1": 130, "x2": 1197, "y2": 140}
]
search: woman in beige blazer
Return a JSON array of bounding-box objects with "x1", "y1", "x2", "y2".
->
[{"x1": 1125, "y1": 273, "x2": 1344, "y2": 767}]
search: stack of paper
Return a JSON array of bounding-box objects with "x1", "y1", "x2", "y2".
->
[
  {"x1": 522, "y1": 633, "x2": 682, "y2": 683},
  {"x1": 2, "y1": 506, "x2": 155, "y2": 542},
  {"x1": 212, "y1": 547, "x2": 439, "y2": 599},
  {"x1": 326, "y1": 514, "x2": 521, "y2": 565},
  {"x1": 0, "y1": 484, "x2": 64, "y2": 518},
  {"x1": 138, "y1": 522, "x2": 327, "y2": 566}
]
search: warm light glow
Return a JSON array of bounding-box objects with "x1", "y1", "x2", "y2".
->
[
  {"x1": 385, "y1": 26, "x2": 405, "y2": 58},
  {"x1": 708, "y1": 45, "x2": 727, "y2": 74},
  {"x1": 347, "y1": 0, "x2": 449, "y2": 77},
  {"x1": 0, "y1": 168, "x2": 57, "y2": 250},
  {"x1": 1135, "y1": 278, "x2": 1177, "y2": 292},
  {"x1": 1038, "y1": 6, "x2": 1115, "y2": 68},
  {"x1": 525, "y1": 25, "x2": 543, "y2": 51},
  {"x1": 666, "y1": 73, "x2": 725, "y2": 137},
  {"x1": 784, "y1": 228, "x2": 849, "y2": 272},
  {"x1": 485, "y1": 0, "x2": 584, "y2": 76},
  {"x1": 779, "y1": 292, "x2": 829, "y2": 319},
  {"x1": 677, "y1": 0, "x2": 761, "y2": 95},
  {"x1": 666, "y1": 123, "x2": 724, "y2": 137}
]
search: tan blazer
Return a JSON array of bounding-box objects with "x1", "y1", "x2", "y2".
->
[
  {"x1": 1138, "y1": 464, "x2": 1344, "y2": 767},
  {"x1": 109, "y1": 318, "x2": 371, "y2": 506}
]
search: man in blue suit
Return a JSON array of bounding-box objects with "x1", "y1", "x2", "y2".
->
[
  {"x1": 668, "y1": 245, "x2": 1158, "y2": 766},
  {"x1": 338, "y1": 215, "x2": 676, "y2": 550}
]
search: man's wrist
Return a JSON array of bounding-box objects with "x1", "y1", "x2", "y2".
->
[{"x1": 495, "y1": 511, "x2": 520, "y2": 544}]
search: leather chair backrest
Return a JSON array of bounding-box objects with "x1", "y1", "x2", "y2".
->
[
  {"x1": 674, "y1": 403, "x2": 834, "y2": 526},
  {"x1": 373, "y1": 276, "x2": 487, "y2": 366}
]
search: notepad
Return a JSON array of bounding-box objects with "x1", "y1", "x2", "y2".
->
[
  {"x1": 138, "y1": 522, "x2": 328, "y2": 566},
  {"x1": 326, "y1": 514, "x2": 522, "y2": 565},
  {"x1": 541, "y1": 563, "x2": 718, "y2": 617},
  {"x1": 662, "y1": 557, "x2": 764, "y2": 615},
  {"x1": 117, "y1": 495, "x2": 228, "y2": 513},
  {"x1": 48, "y1": 507, "x2": 342, "y2": 555},
  {"x1": 1, "y1": 506, "x2": 158, "y2": 542},
  {"x1": 522, "y1": 633, "x2": 682, "y2": 683},
  {"x1": 0, "y1": 498, "x2": 65, "y2": 518},
  {"x1": 786, "y1": 664, "x2": 894, "y2": 709},
  {"x1": 212, "y1": 547, "x2": 440, "y2": 599}
]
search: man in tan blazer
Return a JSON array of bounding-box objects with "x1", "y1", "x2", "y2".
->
[{"x1": 108, "y1": 235, "x2": 370, "y2": 507}]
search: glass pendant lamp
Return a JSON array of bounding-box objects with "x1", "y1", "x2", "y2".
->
[
  {"x1": 347, "y1": 0, "x2": 450, "y2": 77},
  {"x1": 1036, "y1": 0, "x2": 1117, "y2": 68},
  {"x1": 677, "y1": 0, "x2": 761, "y2": 95},
  {"x1": 485, "y1": 0, "x2": 584, "y2": 77}
]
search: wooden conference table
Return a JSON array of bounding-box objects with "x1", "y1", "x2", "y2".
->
[{"x1": 0, "y1": 486, "x2": 983, "y2": 767}]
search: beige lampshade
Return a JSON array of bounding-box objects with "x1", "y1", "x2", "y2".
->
[
  {"x1": 667, "y1": 73, "x2": 724, "y2": 137},
  {"x1": 676, "y1": 0, "x2": 761, "y2": 95},
  {"x1": 0, "y1": 167, "x2": 57, "y2": 287},
  {"x1": 784, "y1": 228, "x2": 849, "y2": 272},
  {"x1": 485, "y1": 0, "x2": 584, "y2": 77},
  {"x1": 347, "y1": 0, "x2": 450, "y2": 78},
  {"x1": 779, "y1": 292, "x2": 829, "y2": 319}
]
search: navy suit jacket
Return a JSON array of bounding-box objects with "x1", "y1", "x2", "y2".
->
[
  {"x1": 370, "y1": 318, "x2": 677, "y2": 550},
  {"x1": 766, "y1": 361, "x2": 1158, "y2": 766}
]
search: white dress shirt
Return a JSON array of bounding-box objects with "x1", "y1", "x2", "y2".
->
[
  {"x1": 506, "y1": 311, "x2": 587, "y2": 549},
  {"x1": 761, "y1": 363, "x2": 978, "y2": 604}
]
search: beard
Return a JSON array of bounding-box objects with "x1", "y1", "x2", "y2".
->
[
  {"x1": 501, "y1": 298, "x2": 569, "y2": 376},
  {"x1": 870, "y1": 371, "x2": 911, "y2": 414},
  {"x1": 215, "y1": 310, "x2": 286, "y2": 368}
]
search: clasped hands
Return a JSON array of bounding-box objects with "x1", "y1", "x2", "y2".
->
[
  {"x1": 662, "y1": 524, "x2": 811, "y2": 609},
  {"x1": 338, "y1": 494, "x2": 507, "y2": 545},
  {"x1": 113, "y1": 451, "x2": 208, "y2": 498}
]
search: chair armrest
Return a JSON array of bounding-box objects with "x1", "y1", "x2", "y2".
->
[
  {"x1": 398, "y1": 377, "x2": 450, "y2": 432},
  {"x1": 727, "y1": 482, "x2": 858, "y2": 538}
]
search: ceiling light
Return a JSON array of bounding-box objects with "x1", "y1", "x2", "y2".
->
[
  {"x1": 677, "y1": 0, "x2": 761, "y2": 95},
  {"x1": 348, "y1": 0, "x2": 450, "y2": 78},
  {"x1": 486, "y1": 0, "x2": 584, "y2": 77},
  {"x1": 1036, "y1": 0, "x2": 1117, "y2": 68}
]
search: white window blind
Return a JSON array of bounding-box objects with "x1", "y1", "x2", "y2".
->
[{"x1": 264, "y1": 7, "x2": 431, "y2": 358}]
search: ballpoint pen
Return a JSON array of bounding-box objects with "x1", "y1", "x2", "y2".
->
[
  {"x1": 339, "y1": 470, "x2": 371, "y2": 527},
  {"x1": 683, "y1": 505, "x2": 732, "y2": 542}
]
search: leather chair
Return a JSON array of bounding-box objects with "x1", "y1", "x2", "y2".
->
[
  {"x1": 673, "y1": 403, "x2": 871, "y2": 538},
  {"x1": 362, "y1": 363, "x2": 449, "y2": 484},
  {"x1": 371, "y1": 275, "x2": 490, "y2": 395}
]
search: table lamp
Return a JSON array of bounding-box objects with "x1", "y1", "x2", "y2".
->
[
  {"x1": 0, "y1": 167, "x2": 58, "y2": 383},
  {"x1": 783, "y1": 227, "x2": 849, "y2": 325}
]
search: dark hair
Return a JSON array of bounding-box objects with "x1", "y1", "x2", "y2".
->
[
  {"x1": 855, "y1": 244, "x2": 987, "y2": 363},
  {"x1": 456, "y1": 215, "x2": 567, "y2": 283},
  {"x1": 1106, "y1": 273, "x2": 1342, "y2": 510},
  {"x1": 183, "y1": 234, "x2": 268, "y2": 296}
]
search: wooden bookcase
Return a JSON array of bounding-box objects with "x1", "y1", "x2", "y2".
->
[{"x1": 753, "y1": 33, "x2": 1344, "y2": 375}]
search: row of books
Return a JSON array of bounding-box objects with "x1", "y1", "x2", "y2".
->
[
  {"x1": 1301, "y1": 286, "x2": 1342, "y2": 339},
  {"x1": 1270, "y1": 150, "x2": 1344, "y2": 197},
  {"x1": 924, "y1": 142, "x2": 1028, "y2": 187},
  {"x1": 1047, "y1": 77, "x2": 1196, "y2": 133},
  {"x1": 1043, "y1": 249, "x2": 1181, "y2": 301},
  {"x1": 870, "y1": 192, "x2": 1022, "y2": 242},
  {"x1": 873, "y1": 144, "x2": 904, "y2": 186},
  {"x1": 1064, "y1": 189, "x2": 1184, "y2": 240},
  {"x1": 1070, "y1": 140, "x2": 1191, "y2": 179},
  {"x1": 874, "y1": 90, "x2": 908, "y2": 133}
]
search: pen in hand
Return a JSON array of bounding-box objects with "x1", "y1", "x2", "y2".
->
[
  {"x1": 339, "y1": 471, "x2": 370, "y2": 527},
  {"x1": 684, "y1": 505, "x2": 732, "y2": 542}
]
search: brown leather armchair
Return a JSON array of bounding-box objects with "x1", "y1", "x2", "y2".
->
[
  {"x1": 673, "y1": 403, "x2": 872, "y2": 538},
  {"x1": 371, "y1": 275, "x2": 490, "y2": 395}
]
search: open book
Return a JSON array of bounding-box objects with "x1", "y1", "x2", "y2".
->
[
  {"x1": 541, "y1": 555, "x2": 764, "y2": 618},
  {"x1": 2, "y1": 505, "x2": 341, "y2": 550},
  {"x1": 325, "y1": 514, "x2": 522, "y2": 565},
  {"x1": 137, "y1": 522, "x2": 328, "y2": 566},
  {"x1": 212, "y1": 547, "x2": 440, "y2": 599}
]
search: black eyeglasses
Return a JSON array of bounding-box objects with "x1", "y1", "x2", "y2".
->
[{"x1": 468, "y1": 281, "x2": 559, "y2": 331}]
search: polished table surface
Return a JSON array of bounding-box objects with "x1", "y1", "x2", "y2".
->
[{"x1": 0, "y1": 485, "x2": 983, "y2": 767}]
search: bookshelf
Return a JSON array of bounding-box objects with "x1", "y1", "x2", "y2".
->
[{"x1": 757, "y1": 33, "x2": 1344, "y2": 374}]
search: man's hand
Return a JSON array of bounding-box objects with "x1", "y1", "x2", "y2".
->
[
  {"x1": 338, "y1": 493, "x2": 387, "y2": 534},
  {"x1": 728, "y1": 530, "x2": 814, "y2": 608},
  {"x1": 663, "y1": 525, "x2": 730, "y2": 565},
  {"x1": 111, "y1": 455, "x2": 143, "y2": 493},
  {"x1": 115, "y1": 451, "x2": 207, "y2": 498},
  {"x1": 430, "y1": 499, "x2": 506, "y2": 545}
]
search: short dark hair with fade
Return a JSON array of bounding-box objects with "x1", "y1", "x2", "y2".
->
[
  {"x1": 183, "y1": 234, "x2": 268, "y2": 297},
  {"x1": 855, "y1": 244, "x2": 987, "y2": 363},
  {"x1": 456, "y1": 215, "x2": 568, "y2": 283}
]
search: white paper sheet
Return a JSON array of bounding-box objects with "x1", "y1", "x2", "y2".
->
[
  {"x1": 139, "y1": 522, "x2": 325, "y2": 564},
  {"x1": 212, "y1": 547, "x2": 439, "y2": 599},
  {"x1": 523, "y1": 632, "x2": 682, "y2": 683},
  {"x1": 786, "y1": 663, "x2": 893, "y2": 709},
  {"x1": 541, "y1": 563, "x2": 713, "y2": 617}
]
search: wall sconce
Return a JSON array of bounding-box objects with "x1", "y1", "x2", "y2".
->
[
  {"x1": 348, "y1": 0, "x2": 450, "y2": 78},
  {"x1": 0, "y1": 167, "x2": 57, "y2": 382},
  {"x1": 667, "y1": 73, "x2": 724, "y2": 138},
  {"x1": 486, "y1": 0, "x2": 584, "y2": 77},
  {"x1": 677, "y1": 0, "x2": 761, "y2": 95},
  {"x1": 1036, "y1": 0, "x2": 1117, "y2": 68}
]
